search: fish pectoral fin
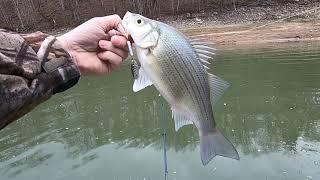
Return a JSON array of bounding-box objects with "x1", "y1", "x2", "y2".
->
[
  {"x1": 172, "y1": 108, "x2": 193, "y2": 131},
  {"x1": 200, "y1": 128, "x2": 239, "y2": 166},
  {"x1": 132, "y1": 67, "x2": 153, "y2": 92},
  {"x1": 208, "y1": 73, "x2": 230, "y2": 106}
]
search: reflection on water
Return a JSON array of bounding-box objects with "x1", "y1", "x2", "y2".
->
[{"x1": 0, "y1": 42, "x2": 320, "y2": 180}]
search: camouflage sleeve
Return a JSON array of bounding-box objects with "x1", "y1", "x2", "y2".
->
[{"x1": 0, "y1": 30, "x2": 80, "y2": 130}]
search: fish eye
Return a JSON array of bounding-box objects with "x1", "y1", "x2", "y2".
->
[{"x1": 136, "y1": 18, "x2": 142, "y2": 24}]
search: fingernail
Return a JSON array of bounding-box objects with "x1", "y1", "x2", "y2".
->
[
  {"x1": 110, "y1": 36, "x2": 120, "y2": 45},
  {"x1": 110, "y1": 36, "x2": 118, "y2": 41},
  {"x1": 99, "y1": 40, "x2": 108, "y2": 47},
  {"x1": 111, "y1": 36, "x2": 127, "y2": 48}
]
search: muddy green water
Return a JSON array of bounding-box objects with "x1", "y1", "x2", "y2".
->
[{"x1": 1, "y1": 42, "x2": 320, "y2": 180}]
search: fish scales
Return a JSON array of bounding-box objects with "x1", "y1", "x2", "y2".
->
[
  {"x1": 159, "y1": 24, "x2": 213, "y2": 127},
  {"x1": 156, "y1": 40, "x2": 187, "y2": 102},
  {"x1": 122, "y1": 12, "x2": 239, "y2": 165}
]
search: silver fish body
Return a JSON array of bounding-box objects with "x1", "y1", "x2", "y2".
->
[
  {"x1": 123, "y1": 12, "x2": 239, "y2": 165},
  {"x1": 139, "y1": 23, "x2": 213, "y2": 130}
]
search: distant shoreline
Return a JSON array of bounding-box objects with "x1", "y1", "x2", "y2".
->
[
  {"x1": 181, "y1": 21, "x2": 320, "y2": 49},
  {"x1": 157, "y1": 2, "x2": 320, "y2": 48},
  {"x1": 18, "y1": 1, "x2": 320, "y2": 49}
]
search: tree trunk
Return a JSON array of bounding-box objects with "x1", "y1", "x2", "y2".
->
[
  {"x1": 176, "y1": 0, "x2": 180, "y2": 14},
  {"x1": 100, "y1": 0, "x2": 108, "y2": 13},
  {"x1": 59, "y1": 0, "x2": 65, "y2": 10},
  {"x1": 112, "y1": 0, "x2": 116, "y2": 13},
  {"x1": 171, "y1": 0, "x2": 175, "y2": 15},
  {"x1": 158, "y1": 0, "x2": 161, "y2": 16},
  {"x1": 11, "y1": 0, "x2": 25, "y2": 29},
  {"x1": 73, "y1": 0, "x2": 80, "y2": 21},
  {"x1": 0, "y1": 4, "x2": 9, "y2": 26}
]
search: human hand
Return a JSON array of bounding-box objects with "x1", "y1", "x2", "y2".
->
[{"x1": 57, "y1": 15, "x2": 128, "y2": 75}]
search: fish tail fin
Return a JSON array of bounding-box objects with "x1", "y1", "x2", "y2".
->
[{"x1": 199, "y1": 128, "x2": 239, "y2": 165}]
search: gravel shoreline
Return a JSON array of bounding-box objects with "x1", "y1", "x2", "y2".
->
[
  {"x1": 152, "y1": 1, "x2": 320, "y2": 48},
  {"x1": 157, "y1": 1, "x2": 320, "y2": 29},
  {"x1": 19, "y1": 1, "x2": 320, "y2": 49}
]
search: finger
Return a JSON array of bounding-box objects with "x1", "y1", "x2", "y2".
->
[
  {"x1": 111, "y1": 35, "x2": 128, "y2": 49},
  {"x1": 96, "y1": 14, "x2": 122, "y2": 32},
  {"x1": 99, "y1": 40, "x2": 128, "y2": 59},
  {"x1": 100, "y1": 33, "x2": 111, "y2": 41},
  {"x1": 116, "y1": 23, "x2": 127, "y2": 37},
  {"x1": 97, "y1": 51, "x2": 123, "y2": 67},
  {"x1": 108, "y1": 29, "x2": 123, "y2": 37}
]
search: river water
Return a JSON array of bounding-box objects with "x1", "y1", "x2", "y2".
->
[{"x1": 0, "y1": 41, "x2": 320, "y2": 180}]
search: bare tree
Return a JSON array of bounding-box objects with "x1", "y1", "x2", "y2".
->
[
  {"x1": 72, "y1": 0, "x2": 80, "y2": 21},
  {"x1": 59, "y1": 0, "x2": 65, "y2": 10},
  {"x1": 112, "y1": 0, "x2": 116, "y2": 13},
  {"x1": 0, "y1": 4, "x2": 9, "y2": 27},
  {"x1": 176, "y1": 0, "x2": 180, "y2": 14},
  {"x1": 232, "y1": 0, "x2": 237, "y2": 10},
  {"x1": 1, "y1": 0, "x2": 304, "y2": 32},
  {"x1": 99, "y1": 0, "x2": 108, "y2": 13},
  {"x1": 171, "y1": 0, "x2": 175, "y2": 15},
  {"x1": 11, "y1": 0, "x2": 25, "y2": 28}
]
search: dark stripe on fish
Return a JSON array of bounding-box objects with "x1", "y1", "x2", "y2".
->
[
  {"x1": 177, "y1": 51, "x2": 210, "y2": 123},
  {"x1": 160, "y1": 39, "x2": 197, "y2": 109},
  {"x1": 164, "y1": 36, "x2": 210, "y2": 122},
  {"x1": 168, "y1": 43, "x2": 206, "y2": 121},
  {"x1": 183, "y1": 47, "x2": 212, "y2": 122},
  {"x1": 165, "y1": 48, "x2": 193, "y2": 102}
]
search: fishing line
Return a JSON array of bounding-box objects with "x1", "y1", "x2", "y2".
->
[
  {"x1": 127, "y1": 41, "x2": 168, "y2": 179},
  {"x1": 191, "y1": 5, "x2": 320, "y2": 37},
  {"x1": 123, "y1": 5, "x2": 319, "y2": 179},
  {"x1": 160, "y1": 99, "x2": 169, "y2": 180}
]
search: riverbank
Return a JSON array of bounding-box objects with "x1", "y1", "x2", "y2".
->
[
  {"x1": 18, "y1": 1, "x2": 320, "y2": 49},
  {"x1": 158, "y1": 1, "x2": 320, "y2": 49},
  {"x1": 182, "y1": 21, "x2": 320, "y2": 49}
]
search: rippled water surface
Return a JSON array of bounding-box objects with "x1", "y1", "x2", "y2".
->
[{"x1": 1, "y1": 42, "x2": 320, "y2": 180}]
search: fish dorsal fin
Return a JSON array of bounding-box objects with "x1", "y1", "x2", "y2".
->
[
  {"x1": 132, "y1": 65, "x2": 153, "y2": 92},
  {"x1": 172, "y1": 108, "x2": 193, "y2": 131},
  {"x1": 189, "y1": 38, "x2": 216, "y2": 69},
  {"x1": 208, "y1": 73, "x2": 230, "y2": 106}
]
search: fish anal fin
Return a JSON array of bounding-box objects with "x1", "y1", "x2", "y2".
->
[
  {"x1": 200, "y1": 128, "x2": 239, "y2": 166},
  {"x1": 172, "y1": 108, "x2": 193, "y2": 131},
  {"x1": 208, "y1": 73, "x2": 230, "y2": 106}
]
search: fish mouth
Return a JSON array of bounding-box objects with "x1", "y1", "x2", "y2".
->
[
  {"x1": 117, "y1": 22, "x2": 130, "y2": 39},
  {"x1": 119, "y1": 11, "x2": 134, "y2": 43},
  {"x1": 118, "y1": 24, "x2": 134, "y2": 43}
]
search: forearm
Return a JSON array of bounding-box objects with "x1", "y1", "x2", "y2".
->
[{"x1": 0, "y1": 30, "x2": 80, "y2": 130}]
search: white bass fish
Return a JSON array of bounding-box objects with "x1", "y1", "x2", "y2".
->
[{"x1": 122, "y1": 12, "x2": 239, "y2": 165}]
